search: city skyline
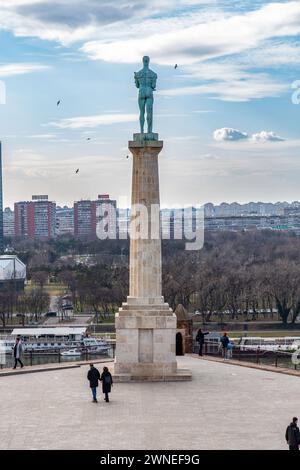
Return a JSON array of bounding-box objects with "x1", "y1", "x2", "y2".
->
[{"x1": 0, "y1": 1, "x2": 300, "y2": 207}]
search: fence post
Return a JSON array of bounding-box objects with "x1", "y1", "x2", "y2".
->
[
  {"x1": 58, "y1": 349, "x2": 61, "y2": 363},
  {"x1": 256, "y1": 348, "x2": 259, "y2": 364},
  {"x1": 275, "y1": 352, "x2": 278, "y2": 368},
  {"x1": 238, "y1": 347, "x2": 241, "y2": 361},
  {"x1": 30, "y1": 350, "x2": 33, "y2": 366},
  {"x1": 85, "y1": 347, "x2": 88, "y2": 361}
]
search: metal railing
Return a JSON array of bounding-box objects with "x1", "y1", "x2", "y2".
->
[
  {"x1": 193, "y1": 341, "x2": 299, "y2": 371},
  {"x1": 0, "y1": 343, "x2": 116, "y2": 370}
]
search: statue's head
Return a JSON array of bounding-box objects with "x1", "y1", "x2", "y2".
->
[{"x1": 143, "y1": 56, "x2": 150, "y2": 67}]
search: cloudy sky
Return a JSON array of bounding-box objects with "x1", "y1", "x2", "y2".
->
[{"x1": 0, "y1": 0, "x2": 300, "y2": 208}]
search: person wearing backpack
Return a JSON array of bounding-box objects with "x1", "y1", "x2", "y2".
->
[
  {"x1": 100, "y1": 366, "x2": 113, "y2": 402},
  {"x1": 286, "y1": 417, "x2": 300, "y2": 450},
  {"x1": 195, "y1": 328, "x2": 209, "y2": 356},
  {"x1": 87, "y1": 363, "x2": 101, "y2": 403},
  {"x1": 220, "y1": 332, "x2": 230, "y2": 360}
]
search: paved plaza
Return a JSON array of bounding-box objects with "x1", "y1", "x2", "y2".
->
[{"x1": 0, "y1": 355, "x2": 298, "y2": 450}]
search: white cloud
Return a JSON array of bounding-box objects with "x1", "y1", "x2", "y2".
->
[
  {"x1": 81, "y1": 2, "x2": 300, "y2": 64},
  {"x1": 0, "y1": 0, "x2": 218, "y2": 45},
  {"x1": 213, "y1": 128, "x2": 248, "y2": 142},
  {"x1": 50, "y1": 113, "x2": 138, "y2": 129},
  {"x1": 251, "y1": 131, "x2": 285, "y2": 142},
  {"x1": 213, "y1": 128, "x2": 288, "y2": 144},
  {"x1": 0, "y1": 2, "x2": 299, "y2": 103},
  {"x1": 199, "y1": 153, "x2": 220, "y2": 160},
  {"x1": 28, "y1": 134, "x2": 57, "y2": 139},
  {"x1": 160, "y1": 76, "x2": 287, "y2": 101},
  {"x1": 0, "y1": 63, "x2": 49, "y2": 77}
]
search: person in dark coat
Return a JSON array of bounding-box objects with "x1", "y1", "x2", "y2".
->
[
  {"x1": 220, "y1": 332, "x2": 230, "y2": 359},
  {"x1": 286, "y1": 417, "x2": 300, "y2": 450},
  {"x1": 100, "y1": 366, "x2": 113, "y2": 402},
  {"x1": 87, "y1": 364, "x2": 100, "y2": 403},
  {"x1": 13, "y1": 337, "x2": 24, "y2": 369},
  {"x1": 196, "y1": 328, "x2": 209, "y2": 356}
]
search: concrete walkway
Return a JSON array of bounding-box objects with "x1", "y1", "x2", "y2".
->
[
  {"x1": 191, "y1": 354, "x2": 300, "y2": 377},
  {"x1": 0, "y1": 356, "x2": 296, "y2": 450}
]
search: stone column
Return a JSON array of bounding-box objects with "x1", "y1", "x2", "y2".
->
[
  {"x1": 128, "y1": 138, "x2": 162, "y2": 304},
  {"x1": 114, "y1": 134, "x2": 191, "y2": 381}
]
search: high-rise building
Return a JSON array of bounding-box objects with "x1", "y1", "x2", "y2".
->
[
  {"x1": 96, "y1": 194, "x2": 117, "y2": 240},
  {"x1": 14, "y1": 195, "x2": 56, "y2": 239},
  {"x1": 74, "y1": 194, "x2": 117, "y2": 239},
  {"x1": 0, "y1": 143, "x2": 4, "y2": 251},
  {"x1": 55, "y1": 206, "x2": 74, "y2": 236},
  {"x1": 3, "y1": 207, "x2": 14, "y2": 237},
  {"x1": 74, "y1": 200, "x2": 96, "y2": 239}
]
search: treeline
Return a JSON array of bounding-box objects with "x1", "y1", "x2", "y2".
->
[
  {"x1": 7, "y1": 231, "x2": 300, "y2": 325},
  {"x1": 0, "y1": 287, "x2": 49, "y2": 327},
  {"x1": 163, "y1": 231, "x2": 300, "y2": 324}
]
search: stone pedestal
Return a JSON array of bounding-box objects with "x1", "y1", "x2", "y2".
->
[{"x1": 114, "y1": 135, "x2": 191, "y2": 381}]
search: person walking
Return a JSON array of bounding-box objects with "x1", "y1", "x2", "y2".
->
[
  {"x1": 286, "y1": 417, "x2": 300, "y2": 450},
  {"x1": 13, "y1": 337, "x2": 24, "y2": 369},
  {"x1": 87, "y1": 364, "x2": 100, "y2": 403},
  {"x1": 100, "y1": 366, "x2": 113, "y2": 402},
  {"x1": 196, "y1": 328, "x2": 209, "y2": 356},
  {"x1": 220, "y1": 332, "x2": 230, "y2": 360}
]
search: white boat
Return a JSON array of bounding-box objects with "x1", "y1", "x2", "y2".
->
[
  {"x1": 60, "y1": 348, "x2": 82, "y2": 357},
  {"x1": 0, "y1": 327, "x2": 110, "y2": 355},
  {"x1": 238, "y1": 336, "x2": 300, "y2": 352},
  {"x1": 81, "y1": 337, "x2": 109, "y2": 353}
]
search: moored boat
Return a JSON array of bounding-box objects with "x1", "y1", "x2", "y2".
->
[
  {"x1": 60, "y1": 348, "x2": 82, "y2": 357},
  {"x1": 0, "y1": 327, "x2": 110, "y2": 355}
]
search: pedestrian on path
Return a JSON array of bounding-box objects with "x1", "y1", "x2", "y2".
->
[
  {"x1": 286, "y1": 417, "x2": 300, "y2": 450},
  {"x1": 220, "y1": 332, "x2": 230, "y2": 360},
  {"x1": 100, "y1": 366, "x2": 113, "y2": 402},
  {"x1": 196, "y1": 328, "x2": 209, "y2": 356},
  {"x1": 13, "y1": 337, "x2": 24, "y2": 369},
  {"x1": 87, "y1": 364, "x2": 100, "y2": 403}
]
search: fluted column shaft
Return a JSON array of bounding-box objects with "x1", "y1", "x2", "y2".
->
[{"x1": 128, "y1": 140, "x2": 163, "y2": 301}]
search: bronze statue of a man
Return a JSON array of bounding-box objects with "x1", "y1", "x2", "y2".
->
[{"x1": 134, "y1": 56, "x2": 157, "y2": 134}]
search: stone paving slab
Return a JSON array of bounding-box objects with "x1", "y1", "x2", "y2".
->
[
  {"x1": 0, "y1": 356, "x2": 297, "y2": 450},
  {"x1": 190, "y1": 354, "x2": 300, "y2": 377}
]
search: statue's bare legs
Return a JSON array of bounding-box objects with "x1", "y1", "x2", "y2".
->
[
  {"x1": 139, "y1": 97, "x2": 146, "y2": 133},
  {"x1": 138, "y1": 96, "x2": 153, "y2": 134},
  {"x1": 146, "y1": 98, "x2": 153, "y2": 134}
]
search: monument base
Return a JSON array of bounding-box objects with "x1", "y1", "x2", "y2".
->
[
  {"x1": 133, "y1": 132, "x2": 158, "y2": 142},
  {"x1": 114, "y1": 302, "x2": 192, "y2": 382},
  {"x1": 113, "y1": 369, "x2": 192, "y2": 383}
]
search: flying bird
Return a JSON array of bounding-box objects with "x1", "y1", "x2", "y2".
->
[
  {"x1": 126, "y1": 155, "x2": 129, "y2": 159},
  {"x1": 174, "y1": 64, "x2": 178, "y2": 69},
  {"x1": 57, "y1": 100, "x2": 61, "y2": 106},
  {"x1": 75, "y1": 169, "x2": 79, "y2": 174},
  {"x1": 86, "y1": 137, "x2": 91, "y2": 141}
]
